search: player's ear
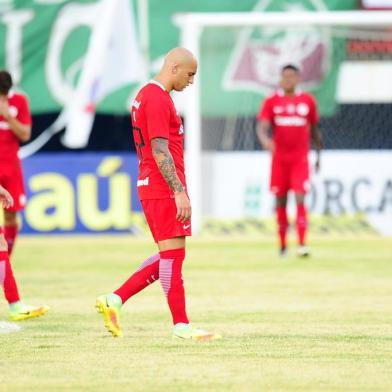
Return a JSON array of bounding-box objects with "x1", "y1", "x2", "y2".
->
[{"x1": 172, "y1": 64, "x2": 178, "y2": 74}]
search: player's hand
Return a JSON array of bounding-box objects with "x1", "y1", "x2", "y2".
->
[
  {"x1": 0, "y1": 185, "x2": 14, "y2": 209},
  {"x1": 0, "y1": 96, "x2": 10, "y2": 119},
  {"x1": 264, "y1": 139, "x2": 275, "y2": 153},
  {"x1": 174, "y1": 191, "x2": 191, "y2": 223},
  {"x1": 315, "y1": 158, "x2": 320, "y2": 173}
]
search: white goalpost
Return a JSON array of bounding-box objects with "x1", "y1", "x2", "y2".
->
[{"x1": 173, "y1": 11, "x2": 392, "y2": 234}]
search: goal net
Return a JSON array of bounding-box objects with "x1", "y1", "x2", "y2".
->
[{"x1": 174, "y1": 12, "x2": 392, "y2": 235}]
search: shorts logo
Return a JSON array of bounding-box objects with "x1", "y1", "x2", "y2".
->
[
  {"x1": 179, "y1": 124, "x2": 184, "y2": 135},
  {"x1": 19, "y1": 194, "x2": 26, "y2": 207},
  {"x1": 137, "y1": 177, "x2": 149, "y2": 187},
  {"x1": 183, "y1": 224, "x2": 191, "y2": 230}
]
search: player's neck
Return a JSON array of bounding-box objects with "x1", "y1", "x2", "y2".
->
[
  {"x1": 283, "y1": 89, "x2": 295, "y2": 97},
  {"x1": 153, "y1": 75, "x2": 172, "y2": 92}
]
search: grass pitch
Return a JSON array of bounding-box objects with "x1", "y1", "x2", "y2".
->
[{"x1": 0, "y1": 235, "x2": 391, "y2": 391}]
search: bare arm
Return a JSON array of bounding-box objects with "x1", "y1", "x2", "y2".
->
[
  {"x1": 257, "y1": 120, "x2": 274, "y2": 152},
  {"x1": 310, "y1": 123, "x2": 322, "y2": 172},
  {"x1": 0, "y1": 98, "x2": 31, "y2": 142},
  {"x1": 151, "y1": 137, "x2": 191, "y2": 222}
]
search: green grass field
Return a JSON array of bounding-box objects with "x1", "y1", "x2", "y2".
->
[{"x1": 1, "y1": 235, "x2": 391, "y2": 391}]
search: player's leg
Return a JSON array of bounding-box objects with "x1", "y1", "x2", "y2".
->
[
  {"x1": 158, "y1": 236, "x2": 188, "y2": 325},
  {"x1": 0, "y1": 226, "x2": 49, "y2": 321},
  {"x1": 276, "y1": 195, "x2": 289, "y2": 256},
  {"x1": 271, "y1": 157, "x2": 290, "y2": 255},
  {"x1": 156, "y1": 198, "x2": 220, "y2": 340},
  {"x1": 295, "y1": 193, "x2": 309, "y2": 257},
  {"x1": 95, "y1": 252, "x2": 160, "y2": 337},
  {"x1": 292, "y1": 159, "x2": 310, "y2": 257},
  {"x1": 158, "y1": 236, "x2": 220, "y2": 341},
  {"x1": 95, "y1": 200, "x2": 161, "y2": 337},
  {"x1": 0, "y1": 226, "x2": 20, "y2": 305},
  {"x1": 3, "y1": 162, "x2": 26, "y2": 256},
  {"x1": 4, "y1": 210, "x2": 18, "y2": 256}
]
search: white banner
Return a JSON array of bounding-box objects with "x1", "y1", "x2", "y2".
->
[{"x1": 201, "y1": 151, "x2": 392, "y2": 235}]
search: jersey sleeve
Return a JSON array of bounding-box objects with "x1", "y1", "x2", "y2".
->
[
  {"x1": 16, "y1": 95, "x2": 32, "y2": 125},
  {"x1": 256, "y1": 97, "x2": 272, "y2": 122},
  {"x1": 144, "y1": 93, "x2": 170, "y2": 140},
  {"x1": 308, "y1": 95, "x2": 319, "y2": 125}
]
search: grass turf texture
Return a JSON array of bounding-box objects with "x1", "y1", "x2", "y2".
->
[{"x1": 0, "y1": 236, "x2": 391, "y2": 391}]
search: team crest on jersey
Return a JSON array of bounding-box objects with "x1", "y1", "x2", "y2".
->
[
  {"x1": 179, "y1": 124, "x2": 184, "y2": 135},
  {"x1": 9, "y1": 106, "x2": 18, "y2": 117},
  {"x1": 223, "y1": 0, "x2": 330, "y2": 95},
  {"x1": 296, "y1": 103, "x2": 309, "y2": 116}
]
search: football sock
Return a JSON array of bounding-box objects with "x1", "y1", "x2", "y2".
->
[
  {"x1": 9, "y1": 300, "x2": 23, "y2": 312},
  {"x1": 276, "y1": 206, "x2": 289, "y2": 250},
  {"x1": 296, "y1": 203, "x2": 307, "y2": 246},
  {"x1": 0, "y1": 251, "x2": 20, "y2": 304},
  {"x1": 159, "y1": 248, "x2": 189, "y2": 325},
  {"x1": 114, "y1": 253, "x2": 160, "y2": 303},
  {"x1": 4, "y1": 225, "x2": 18, "y2": 256}
]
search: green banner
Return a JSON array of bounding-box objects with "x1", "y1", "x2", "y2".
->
[{"x1": 0, "y1": 0, "x2": 357, "y2": 115}]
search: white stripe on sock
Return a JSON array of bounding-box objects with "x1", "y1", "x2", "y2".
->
[
  {"x1": 159, "y1": 258, "x2": 173, "y2": 297},
  {"x1": 136, "y1": 253, "x2": 160, "y2": 273}
]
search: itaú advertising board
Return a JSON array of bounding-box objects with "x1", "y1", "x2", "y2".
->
[
  {"x1": 201, "y1": 151, "x2": 392, "y2": 235},
  {"x1": 20, "y1": 154, "x2": 142, "y2": 234}
]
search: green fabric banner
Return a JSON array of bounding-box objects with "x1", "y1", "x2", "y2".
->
[{"x1": 0, "y1": 0, "x2": 357, "y2": 115}]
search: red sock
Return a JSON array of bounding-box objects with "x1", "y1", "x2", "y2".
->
[
  {"x1": 114, "y1": 253, "x2": 160, "y2": 303},
  {"x1": 159, "y1": 248, "x2": 189, "y2": 325},
  {"x1": 0, "y1": 251, "x2": 20, "y2": 304},
  {"x1": 296, "y1": 204, "x2": 307, "y2": 246},
  {"x1": 5, "y1": 225, "x2": 18, "y2": 256},
  {"x1": 276, "y1": 206, "x2": 289, "y2": 250}
]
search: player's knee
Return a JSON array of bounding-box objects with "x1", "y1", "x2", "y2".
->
[
  {"x1": 0, "y1": 235, "x2": 8, "y2": 252},
  {"x1": 4, "y1": 211, "x2": 17, "y2": 226},
  {"x1": 295, "y1": 193, "x2": 305, "y2": 205},
  {"x1": 276, "y1": 196, "x2": 287, "y2": 207}
]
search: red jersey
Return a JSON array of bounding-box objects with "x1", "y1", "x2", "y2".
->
[
  {"x1": 257, "y1": 90, "x2": 319, "y2": 161},
  {"x1": 0, "y1": 91, "x2": 32, "y2": 163},
  {"x1": 131, "y1": 81, "x2": 186, "y2": 200}
]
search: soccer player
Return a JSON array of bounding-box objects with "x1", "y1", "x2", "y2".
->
[
  {"x1": 96, "y1": 48, "x2": 220, "y2": 340},
  {"x1": 0, "y1": 70, "x2": 49, "y2": 320},
  {"x1": 257, "y1": 64, "x2": 322, "y2": 257}
]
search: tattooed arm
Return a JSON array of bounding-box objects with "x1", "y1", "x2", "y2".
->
[{"x1": 151, "y1": 137, "x2": 191, "y2": 222}]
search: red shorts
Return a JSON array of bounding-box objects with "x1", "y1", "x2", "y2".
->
[
  {"x1": 141, "y1": 198, "x2": 192, "y2": 243},
  {"x1": 270, "y1": 156, "x2": 310, "y2": 196},
  {"x1": 0, "y1": 161, "x2": 26, "y2": 212}
]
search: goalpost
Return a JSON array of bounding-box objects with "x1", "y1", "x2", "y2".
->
[{"x1": 173, "y1": 11, "x2": 392, "y2": 234}]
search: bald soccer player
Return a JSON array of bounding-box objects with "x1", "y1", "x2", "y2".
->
[{"x1": 96, "y1": 48, "x2": 221, "y2": 340}]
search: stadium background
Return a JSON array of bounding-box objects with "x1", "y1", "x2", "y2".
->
[
  {"x1": 1, "y1": 2, "x2": 392, "y2": 391},
  {"x1": 0, "y1": 0, "x2": 391, "y2": 236}
]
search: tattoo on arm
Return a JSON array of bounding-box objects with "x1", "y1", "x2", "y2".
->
[{"x1": 151, "y1": 137, "x2": 184, "y2": 193}]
